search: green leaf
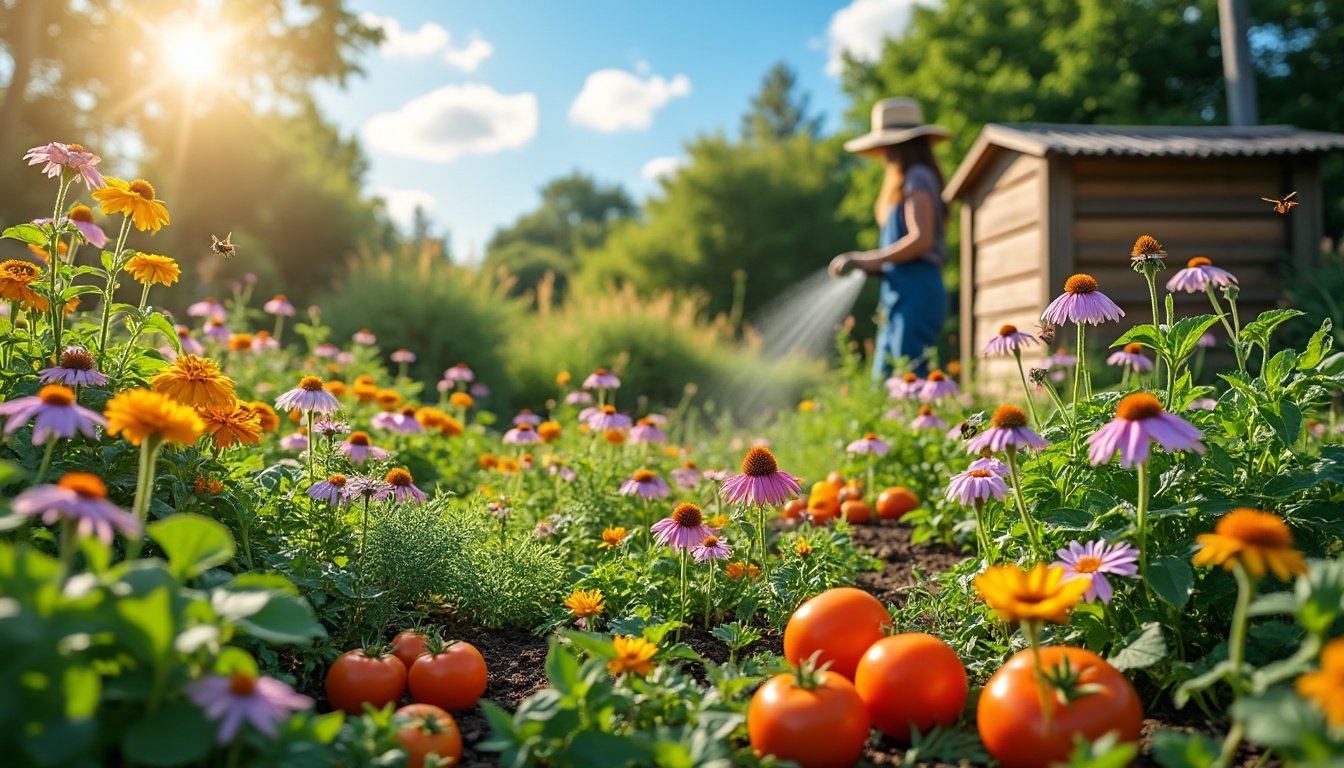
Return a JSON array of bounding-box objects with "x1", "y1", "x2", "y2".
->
[
  {"x1": 1240, "y1": 308, "x2": 1305, "y2": 349},
  {"x1": 545, "y1": 639, "x2": 580, "y2": 694},
  {"x1": 1055, "y1": 731, "x2": 1139, "y2": 768},
  {"x1": 141, "y1": 311, "x2": 182, "y2": 355},
  {"x1": 568, "y1": 731, "x2": 655, "y2": 765},
  {"x1": 232, "y1": 592, "x2": 326, "y2": 644},
  {"x1": 1110, "y1": 323, "x2": 1164, "y2": 351},
  {"x1": 1149, "y1": 729, "x2": 1220, "y2": 768},
  {"x1": 1297, "y1": 318, "x2": 1334, "y2": 370},
  {"x1": 62, "y1": 665, "x2": 101, "y2": 719},
  {"x1": 2, "y1": 223, "x2": 49, "y2": 246},
  {"x1": 1263, "y1": 348, "x2": 1299, "y2": 388},
  {"x1": 1258, "y1": 401, "x2": 1302, "y2": 447},
  {"x1": 121, "y1": 701, "x2": 214, "y2": 767},
  {"x1": 1147, "y1": 556, "x2": 1194, "y2": 608},
  {"x1": 1233, "y1": 687, "x2": 1329, "y2": 750},
  {"x1": 114, "y1": 583, "x2": 175, "y2": 664},
  {"x1": 1174, "y1": 659, "x2": 1235, "y2": 708},
  {"x1": 1044, "y1": 507, "x2": 1094, "y2": 531},
  {"x1": 1107, "y1": 622, "x2": 1166, "y2": 672},
  {"x1": 147, "y1": 514, "x2": 235, "y2": 579},
  {"x1": 1167, "y1": 314, "x2": 1222, "y2": 362}
]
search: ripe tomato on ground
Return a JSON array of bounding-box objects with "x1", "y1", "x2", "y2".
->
[
  {"x1": 808, "y1": 493, "x2": 840, "y2": 525},
  {"x1": 837, "y1": 483, "x2": 865, "y2": 504},
  {"x1": 325, "y1": 648, "x2": 407, "y2": 715},
  {"x1": 748, "y1": 669, "x2": 872, "y2": 768},
  {"x1": 391, "y1": 630, "x2": 430, "y2": 670},
  {"x1": 782, "y1": 498, "x2": 807, "y2": 520},
  {"x1": 395, "y1": 703, "x2": 462, "y2": 768},
  {"x1": 977, "y1": 646, "x2": 1142, "y2": 768},
  {"x1": 854, "y1": 633, "x2": 967, "y2": 740},
  {"x1": 783, "y1": 587, "x2": 891, "y2": 680},
  {"x1": 876, "y1": 487, "x2": 919, "y2": 520},
  {"x1": 840, "y1": 499, "x2": 872, "y2": 525},
  {"x1": 408, "y1": 641, "x2": 489, "y2": 711}
]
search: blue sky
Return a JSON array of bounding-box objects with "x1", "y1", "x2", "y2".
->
[{"x1": 313, "y1": 0, "x2": 917, "y2": 259}]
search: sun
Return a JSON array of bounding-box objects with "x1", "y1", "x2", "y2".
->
[{"x1": 158, "y1": 21, "x2": 227, "y2": 85}]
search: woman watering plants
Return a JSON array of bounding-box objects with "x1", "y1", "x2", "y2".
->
[{"x1": 829, "y1": 97, "x2": 950, "y2": 379}]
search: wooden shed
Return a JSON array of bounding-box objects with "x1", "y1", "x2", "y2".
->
[{"x1": 943, "y1": 123, "x2": 1344, "y2": 387}]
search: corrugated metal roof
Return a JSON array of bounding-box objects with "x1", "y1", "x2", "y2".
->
[{"x1": 944, "y1": 123, "x2": 1344, "y2": 201}]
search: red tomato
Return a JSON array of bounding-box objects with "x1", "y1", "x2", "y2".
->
[
  {"x1": 408, "y1": 641, "x2": 489, "y2": 711},
  {"x1": 840, "y1": 499, "x2": 872, "y2": 525},
  {"x1": 824, "y1": 471, "x2": 846, "y2": 490},
  {"x1": 977, "y1": 646, "x2": 1143, "y2": 768},
  {"x1": 837, "y1": 483, "x2": 865, "y2": 504},
  {"x1": 854, "y1": 633, "x2": 967, "y2": 741},
  {"x1": 395, "y1": 703, "x2": 462, "y2": 768},
  {"x1": 808, "y1": 495, "x2": 840, "y2": 524},
  {"x1": 325, "y1": 649, "x2": 407, "y2": 715},
  {"x1": 876, "y1": 488, "x2": 918, "y2": 520},
  {"x1": 391, "y1": 630, "x2": 430, "y2": 670},
  {"x1": 784, "y1": 587, "x2": 890, "y2": 681},
  {"x1": 782, "y1": 499, "x2": 808, "y2": 520},
  {"x1": 748, "y1": 670, "x2": 871, "y2": 768}
]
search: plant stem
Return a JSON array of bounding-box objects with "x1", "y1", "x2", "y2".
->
[
  {"x1": 677, "y1": 549, "x2": 689, "y2": 639},
  {"x1": 1206, "y1": 288, "x2": 1244, "y2": 374},
  {"x1": 1004, "y1": 447, "x2": 1043, "y2": 556},
  {"x1": 972, "y1": 500, "x2": 993, "y2": 562},
  {"x1": 58, "y1": 519, "x2": 77, "y2": 580},
  {"x1": 1013, "y1": 349, "x2": 1042, "y2": 426},
  {"x1": 126, "y1": 437, "x2": 163, "y2": 559},
  {"x1": 273, "y1": 314, "x2": 284, "y2": 345},
  {"x1": 1135, "y1": 461, "x2": 1150, "y2": 587},
  {"x1": 704, "y1": 562, "x2": 714, "y2": 627},
  {"x1": 1023, "y1": 619, "x2": 1053, "y2": 730},
  {"x1": 305, "y1": 410, "x2": 316, "y2": 486},
  {"x1": 1142, "y1": 266, "x2": 1164, "y2": 386},
  {"x1": 47, "y1": 176, "x2": 72, "y2": 358},
  {"x1": 96, "y1": 218, "x2": 133, "y2": 368},
  {"x1": 1072, "y1": 322, "x2": 1086, "y2": 413},
  {"x1": 34, "y1": 439, "x2": 57, "y2": 485},
  {"x1": 1215, "y1": 564, "x2": 1256, "y2": 768}
]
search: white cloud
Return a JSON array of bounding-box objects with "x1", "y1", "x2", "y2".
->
[
  {"x1": 374, "y1": 186, "x2": 436, "y2": 231},
  {"x1": 362, "y1": 84, "x2": 538, "y2": 162},
  {"x1": 568, "y1": 69, "x2": 691, "y2": 133},
  {"x1": 361, "y1": 12, "x2": 493, "y2": 71},
  {"x1": 641, "y1": 156, "x2": 683, "y2": 182},
  {"x1": 826, "y1": 0, "x2": 917, "y2": 76}
]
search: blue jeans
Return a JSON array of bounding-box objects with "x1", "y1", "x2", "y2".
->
[{"x1": 873, "y1": 259, "x2": 947, "y2": 380}]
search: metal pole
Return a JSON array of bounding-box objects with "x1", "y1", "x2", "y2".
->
[{"x1": 1219, "y1": 0, "x2": 1259, "y2": 126}]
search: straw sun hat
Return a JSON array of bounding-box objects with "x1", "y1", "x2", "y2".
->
[{"x1": 843, "y1": 97, "x2": 951, "y2": 155}]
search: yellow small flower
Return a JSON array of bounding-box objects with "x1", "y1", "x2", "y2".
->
[
  {"x1": 249, "y1": 401, "x2": 280, "y2": 433},
  {"x1": 973, "y1": 563, "x2": 1090, "y2": 625},
  {"x1": 599, "y1": 527, "x2": 630, "y2": 548},
  {"x1": 104, "y1": 388, "x2": 205, "y2": 447},
  {"x1": 563, "y1": 588, "x2": 605, "y2": 619},
  {"x1": 227, "y1": 333, "x2": 253, "y2": 352},
  {"x1": 478, "y1": 454, "x2": 498, "y2": 470},
  {"x1": 607, "y1": 635, "x2": 657, "y2": 677},
  {"x1": 197, "y1": 401, "x2": 262, "y2": 449},
  {"x1": 440, "y1": 416, "x2": 464, "y2": 437},
  {"x1": 707, "y1": 513, "x2": 730, "y2": 529},
  {"x1": 325, "y1": 380, "x2": 347, "y2": 398},
  {"x1": 603, "y1": 428, "x2": 626, "y2": 445},
  {"x1": 555, "y1": 370, "x2": 571, "y2": 386},
  {"x1": 497, "y1": 457, "x2": 520, "y2": 474},
  {"x1": 725, "y1": 562, "x2": 747, "y2": 580},
  {"x1": 1193, "y1": 509, "x2": 1307, "y2": 582},
  {"x1": 415, "y1": 406, "x2": 448, "y2": 429},
  {"x1": 747, "y1": 564, "x2": 761, "y2": 579},
  {"x1": 1297, "y1": 637, "x2": 1344, "y2": 727},
  {"x1": 798, "y1": 399, "x2": 817, "y2": 412},
  {"x1": 92, "y1": 177, "x2": 170, "y2": 232},
  {"x1": 0, "y1": 259, "x2": 45, "y2": 307},
  {"x1": 795, "y1": 538, "x2": 814, "y2": 558},
  {"x1": 124, "y1": 253, "x2": 180, "y2": 286},
  {"x1": 375, "y1": 389, "x2": 402, "y2": 411},
  {"x1": 194, "y1": 476, "x2": 224, "y2": 495},
  {"x1": 353, "y1": 382, "x2": 378, "y2": 403},
  {"x1": 538, "y1": 420, "x2": 562, "y2": 442},
  {"x1": 450, "y1": 392, "x2": 474, "y2": 409},
  {"x1": 151, "y1": 355, "x2": 236, "y2": 407}
]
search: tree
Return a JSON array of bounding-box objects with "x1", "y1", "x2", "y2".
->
[
  {"x1": 484, "y1": 172, "x2": 635, "y2": 298},
  {"x1": 741, "y1": 62, "x2": 823, "y2": 143}
]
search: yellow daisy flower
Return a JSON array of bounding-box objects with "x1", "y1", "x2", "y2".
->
[
  {"x1": 973, "y1": 563, "x2": 1090, "y2": 625},
  {"x1": 197, "y1": 401, "x2": 263, "y2": 449},
  {"x1": 562, "y1": 588, "x2": 605, "y2": 619},
  {"x1": 1297, "y1": 637, "x2": 1344, "y2": 727},
  {"x1": 607, "y1": 636, "x2": 657, "y2": 677},
  {"x1": 123, "y1": 253, "x2": 180, "y2": 286},
  {"x1": 1193, "y1": 509, "x2": 1307, "y2": 582},
  {"x1": 104, "y1": 388, "x2": 204, "y2": 446},
  {"x1": 150, "y1": 354, "x2": 236, "y2": 407},
  {"x1": 598, "y1": 526, "x2": 629, "y2": 548},
  {"x1": 92, "y1": 177, "x2": 170, "y2": 232}
]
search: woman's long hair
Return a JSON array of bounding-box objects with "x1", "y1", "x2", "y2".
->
[{"x1": 883, "y1": 138, "x2": 948, "y2": 221}]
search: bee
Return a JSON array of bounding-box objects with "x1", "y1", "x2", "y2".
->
[
  {"x1": 1260, "y1": 191, "x2": 1298, "y2": 214},
  {"x1": 959, "y1": 411, "x2": 987, "y2": 441},
  {"x1": 1036, "y1": 322, "x2": 1057, "y2": 346},
  {"x1": 210, "y1": 232, "x2": 238, "y2": 259}
]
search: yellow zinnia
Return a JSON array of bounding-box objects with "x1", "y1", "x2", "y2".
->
[
  {"x1": 197, "y1": 401, "x2": 262, "y2": 449},
  {"x1": 1193, "y1": 509, "x2": 1307, "y2": 582},
  {"x1": 607, "y1": 636, "x2": 657, "y2": 677},
  {"x1": 449, "y1": 392, "x2": 474, "y2": 409},
  {"x1": 537, "y1": 420, "x2": 562, "y2": 442},
  {"x1": 150, "y1": 354, "x2": 236, "y2": 407},
  {"x1": 563, "y1": 589, "x2": 605, "y2": 619},
  {"x1": 104, "y1": 388, "x2": 204, "y2": 446},
  {"x1": 598, "y1": 527, "x2": 629, "y2": 548},
  {"x1": 249, "y1": 401, "x2": 280, "y2": 433},
  {"x1": 0, "y1": 259, "x2": 46, "y2": 308},
  {"x1": 92, "y1": 177, "x2": 170, "y2": 232},
  {"x1": 973, "y1": 563, "x2": 1090, "y2": 625},
  {"x1": 1297, "y1": 637, "x2": 1344, "y2": 727},
  {"x1": 123, "y1": 253, "x2": 180, "y2": 286}
]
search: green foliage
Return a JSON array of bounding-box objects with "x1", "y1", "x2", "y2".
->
[{"x1": 740, "y1": 62, "x2": 823, "y2": 143}]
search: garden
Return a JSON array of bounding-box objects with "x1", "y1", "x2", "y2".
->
[{"x1": 2, "y1": 140, "x2": 1343, "y2": 768}]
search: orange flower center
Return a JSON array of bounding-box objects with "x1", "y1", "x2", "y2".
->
[
  {"x1": 638, "y1": 417, "x2": 654, "y2": 426},
  {"x1": 683, "y1": 460, "x2": 697, "y2": 469},
  {"x1": 58, "y1": 472, "x2": 107, "y2": 498},
  {"x1": 68, "y1": 205, "x2": 94, "y2": 223},
  {"x1": 328, "y1": 474, "x2": 347, "y2": 485},
  {"x1": 967, "y1": 469, "x2": 994, "y2": 478},
  {"x1": 702, "y1": 536, "x2": 719, "y2": 548},
  {"x1": 991, "y1": 404, "x2": 1028, "y2": 429},
  {"x1": 927, "y1": 370, "x2": 946, "y2": 382},
  {"x1": 595, "y1": 367, "x2": 608, "y2": 375},
  {"x1": 347, "y1": 431, "x2": 371, "y2": 446},
  {"x1": 902, "y1": 373, "x2": 918, "y2": 383},
  {"x1": 1115, "y1": 392, "x2": 1164, "y2": 421},
  {"x1": 384, "y1": 468, "x2": 413, "y2": 487},
  {"x1": 632, "y1": 469, "x2": 656, "y2": 482},
  {"x1": 128, "y1": 179, "x2": 156, "y2": 200},
  {"x1": 517, "y1": 423, "x2": 534, "y2": 431},
  {"x1": 1187, "y1": 256, "x2": 1212, "y2": 268},
  {"x1": 1074, "y1": 556, "x2": 1102, "y2": 574},
  {"x1": 67, "y1": 143, "x2": 87, "y2": 153},
  {"x1": 741, "y1": 446, "x2": 779, "y2": 477},
  {"x1": 863, "y1": 432, "x2": 878, "y2": 441},
  {"x1": 228, "y1": 674, "x2": 256, "y2": 697},
  {"x1": 601, "y1": 405, "x2": 616, "y2": 415},
  {"x1": 1131, "y1": 235, "x2": 1164, "y2": 256},
  {"x1": 355, "y1": 375, "x2": 375, "y2": 385},
  {"x1": 1123, "y1": 342, "x2": 1145, "y2": 355},
  {"x1": 274, "y1": 294, "x2": 287, "y2": 301},
  {"x1": 999, "y1": 324, "x2": 1018, "y2": 336},
  {"x1": 673, "y1": 503, "x2": 703, "y2": 527},
  {"x1": 399, "y1": 406, "x2": 417, "y2": 417},
  {"x1": 1065, "y1": 274, "x2": 1099, "y2": 294},
  {"x1": 59, "y1": 347, "x2": 94, "y2": 370},
  {"x1": 919, "y1": 405, "x2": 933, "y2": 416},
  {"x1": 299, "y1": 376, "x2": 325, "y2": 391},
  {"x1": 38, "y1": 384, "x2": 75, "y2": 406}
]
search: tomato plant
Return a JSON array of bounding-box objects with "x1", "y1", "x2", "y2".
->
[
  {"x1": 977, "y1": 646, "x2": 1142, "y2": 768},
  {"x1": 395, "y1": 703, "x2": 463, "y2": 768},
  {"x1": 325, "y1": 648, "x2": 408, "y2": 715},
  {"x1": 408, "y1": 641, "x2": 489, "y2": 711},
  {"x1": 784, "y1": 587, "x2": 890, "y2": 680},
  {"x1": 391, "y1": 630, "x2": 431, "y2": 670},
  {"x1": 854, "y1": 633, "x2": 967, "y2": 740},
  {"x1": 748, "y1": 667, "x2": 871, "y2": 768}
]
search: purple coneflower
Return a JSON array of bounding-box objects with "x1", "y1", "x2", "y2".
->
[
  {"x1": 968, "y1": 453, "x2": 1010, "y2": 477},
  {"x1": 263, "y1": 295, "x2": 295, "y2": 316},
  {"x1": 0, "y1": 384, "x2": 105, "y2": 444},
  {"x1": 720, "y1": 446, "x2": 800, "y2": 508},
  {"x1": 1166, "y1": 257, "x2": 1237, "y2": 294},
  {"x1": 1187, "y1": 398, "x2": 1218, "y2": 411},
  {"x1": 1087, "y1": 393, "x2": 1204, "y2": 468},
  {"x1": 672, "y1": 461, "x2": 701, "y2": 488},
  {"x1": 512, "y1": 409, "x2": 543, "y2": 426},
  {"x1": 307, "y1": 474, "x2": 348, "y2": 506},
  {"x1": 375, "y1": 407, "x2": 423, "y2": 434},
  {"x1": 185, "y1": 673, "x2": 312, "y2": 743},
  {"x1": 919, "y1": 370, "x2": 959, "y2": 401},
  {"x1": 24, "y1": 141, "x2": 105, "y2": 189},
  {"x1": 12, "y1": 472, "x2": 140, "y2": 545},
  {"x1": 587, "y1": 405, "x2": 632, "y2": 432},
  {"x1": 391, "y1": 348, "x2": 416, "y2": 364},
  {"x1": 1041, "y1": 274, "x2": 1125, "y2": 326},
  {"x1": 846, "y1": 432, "x2": 891, "y2": 456},
  {"x1": 566, "y1": 390, "x2": 594, "y2": 405},
  {"x1": 313, "y1": 419, "x2": 350, "y2": 437},
  {"x1": 340, "y1": 431, "x2": 388, "y2": 465},
  {"x1": 504, "y1": 423, "x2": 541, "y2": 445},
  {"x1": 652, "y1": 502, "x2": 717, "y2": 550},
  {"x1": 578, "y1": 406, "x2": 599, "y2": 424},
  {"x1": 1054, "y1": 539, "x2": 1139, "y2": 603},
  {"x1": 629, "y1": 418, "x2": 667, "y2": 444},
  {"x1": 444, "y1": 363, "x2": 474, "y2": 383},
  {"x1": 703, "y1": 468, "x2": 730, "y2": 484},
  {"x1": 382, "y1": 468, "x2": 427, "y2": 505},
  {"x1": 470, "y1": 383, "x2": 490, "y2": 398},
  {"x1": 279, "y1": 431, "x2": 309, "y2": 451},
  {"x1": 251, "y1": 332, "x2": 279, "y2": 352},
  {"x1": 692, "y1": 535, "x2": 733, "y2": 563},
  {"x1": 1048, "y1": 348, "x2": 1076, "y2": 368},
  {"x1": 275, "y1": 376, "x2": 342, "y2": 415},
  {"x1": 344, "y1": 476, "x2": 394, "y2": 502},
  {"x1": 187, "y1": 297, "x2": 227, "y2": 321},
  {"x1": 887, "y1": 372, "x2": 923, "y2": 400},
  {"x1": 1197, "y1": 332, "x2": 1217, "y2": 349},
  {"x1": 983, "y1": 324, "x2": 1039, "y2": 356},
  {"x1": 336, "y1": 352, "x2": 356, "y2": 365},
  {"x1": 39, "y1": 346, "x2": 108, "y2": 387},
  {"x1": 644, "y1": 413, "x2": 669, "y2": 426},
  {"x1": 314, "y1": 343, "x2": 340, "y2": 358},
  {"x1": 965, "y1": 405, "x2": 1048, "y2": 454},
  {"x1": 548, "y1": 463, "x2": 577, "y2": 482},
  {"x1": 203, "y1": 319, "x2": 231, "y2": 343},
  {"x1": 944, "y1": 468, "x2": 1009, "y2": 506},
  {"x1": 1107, "y1": 343, "x2": 1154, "y2": 372},
  {"x1": 34, "y1": 208, "x2": 107, "y2": 249},
  {"x1": 911, "y1": 406, "x2": 946, "y2": 431},
  {"x1": 620, "y1": 469, "x2": 669, "y2": 499},
  {"x1": 352, "y1": 329, "x2": 376, "y2": 345},
  {"x1": 583, "y1": 367, "x2": 621, "y2": 390}
]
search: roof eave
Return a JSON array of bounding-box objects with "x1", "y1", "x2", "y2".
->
[{"x1": 943, "y1": 124, "x2": 1050, "y2": 203}]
